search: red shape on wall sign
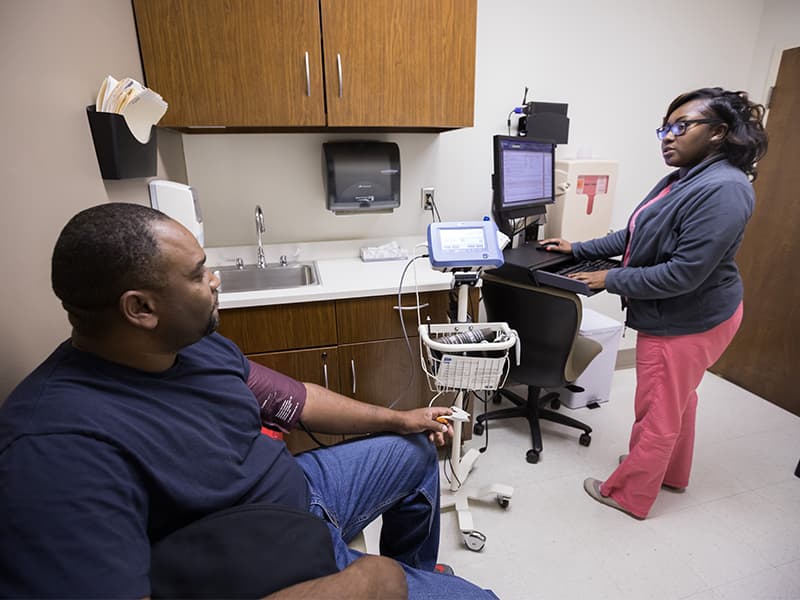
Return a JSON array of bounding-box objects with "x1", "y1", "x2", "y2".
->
[{"x1": 576, "y1": 174, "x2": 609, "y2": 215}]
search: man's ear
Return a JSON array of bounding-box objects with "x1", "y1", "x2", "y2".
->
[{"x1": 119, "y1": 290, "x2": 159, "y2": 330}]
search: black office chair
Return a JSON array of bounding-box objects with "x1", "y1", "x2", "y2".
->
[{"x1": 474, "y1": 273, "x2": 603, "y2": 464}]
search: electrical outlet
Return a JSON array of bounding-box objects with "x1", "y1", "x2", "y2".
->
[{"x1": 421, "y1": 187, "x2": 435, "y2": 210}]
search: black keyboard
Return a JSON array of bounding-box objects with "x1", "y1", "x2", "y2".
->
[
  {"x1": 555, "y1": 258, "x2": 621, "y2": 276},
  {"x1": 531, "y1": 257, "x2": 621, "y2": 296}
]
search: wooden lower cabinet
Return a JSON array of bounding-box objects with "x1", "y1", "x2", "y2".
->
[
  {"x1": 338, "y1": 339, "x2": 428, "y2": 412},
  {"x1": 219, "y1": 289, "x2": 478, "y2": 453},
  {"x1": 216, "y1": 301, "x2": 336, "y2": 354},
  {"x1": 249, "y1": 347, "x2": 343, "y2": 454}
]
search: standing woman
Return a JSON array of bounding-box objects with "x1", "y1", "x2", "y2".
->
[{"x1": 542, "y1": 87, "x2": 768, "y2": 519}]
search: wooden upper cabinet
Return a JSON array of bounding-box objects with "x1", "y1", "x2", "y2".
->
[
  {"x1": 321, "y1": 0, "x2": 476, "y2": 128},
  {"x1": 132, "y1": 0, "x2": 476, "y2": 129},
  {"x1": 132, "y1": 0, "x2": 326, "y2": 127}
]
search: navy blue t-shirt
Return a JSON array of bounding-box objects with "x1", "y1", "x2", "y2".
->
[{"x1": 0, "y1": 333, "x2": 309, "y2": 598}]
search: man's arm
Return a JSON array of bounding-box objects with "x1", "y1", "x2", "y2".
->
[
  {"x1": 246, "y1": 360, "x2": 452, "y2": 445},
  {"x1": 264, "y1": 555, "x2": 407, "y2": 600},
  {"x1": 300, "y1": 383, "x2": 452, "y2": 446},
  {"x1": 141, "y1": 555, "x2": 405, "y2": 600}
]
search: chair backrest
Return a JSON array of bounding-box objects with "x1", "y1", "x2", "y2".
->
[{"x1": 482, "y1": 273, "x2": 583, "y2": 389}]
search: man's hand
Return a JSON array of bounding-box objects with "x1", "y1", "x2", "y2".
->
[
  {"x1": 395, "y1": 406, "x2": 455, "y2": 447},
  {"x1": 300, "y1": 384, "x2": 455, "y2": 445}
]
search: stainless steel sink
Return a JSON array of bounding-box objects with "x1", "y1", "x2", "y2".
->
[{"x1": 213, "y1": 262, "x2": 320, "y2": 293}]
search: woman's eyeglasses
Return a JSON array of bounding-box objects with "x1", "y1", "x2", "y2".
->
[{"x1": 656, "y1": 119, "x2": 721, "y2": 141}]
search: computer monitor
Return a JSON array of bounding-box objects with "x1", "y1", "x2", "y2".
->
[{"x1": 491, "y1": 135, "x2": 555, "y2": 235}]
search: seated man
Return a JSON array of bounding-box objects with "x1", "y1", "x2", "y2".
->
[{"x1": 0, "y1": 203, "x2": 498, "y2": 599}]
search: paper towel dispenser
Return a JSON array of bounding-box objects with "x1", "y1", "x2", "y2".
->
[
  {"x1": 323, "y1": 141, "x2": 400, "y2": 214},
  {"x1": 148, "y1": 180, "x2": 204, "y2": 246}
]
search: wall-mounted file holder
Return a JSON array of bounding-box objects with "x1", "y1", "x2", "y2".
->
[{"x1": 86, "y1": 105, "x2": 157, "y2": 179}]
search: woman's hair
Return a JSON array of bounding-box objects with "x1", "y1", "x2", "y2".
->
[
  {"x1": 665, "y1": 87, "x2": 769, "y2": 180},
  {"x1": 52, "y1": 203, "x2": 172, "y2": 334}
]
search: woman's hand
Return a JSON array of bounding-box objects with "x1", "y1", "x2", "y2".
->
[
  {"x1": 568, "y1": 269, "x2": 608, "y2": 290},
  {"x1": 539, "y1": 238, "x2": 572, "y2": 253}
]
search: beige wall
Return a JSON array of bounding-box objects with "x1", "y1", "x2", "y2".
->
[
  {"x1": 0, "y1": 0, "x2": 184, "y2": 399},
  {"x1": 1, "y1": 0, "x2": 796, "y2": 399}
]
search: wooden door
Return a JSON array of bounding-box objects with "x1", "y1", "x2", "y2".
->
[
  {"x1": 320, "y1": 0, "x2": 477, "y2": 128},
  {"x1": 711, "y1": 47, "x2": 800, "y2": 417},
  {"x1": 133, "y1": 0, "x2": 326, "y2": 127},
  {"x1": 338, "y1": 339, "x2": 427, "y2": 412},
  {"x1": 250, "y1": 347, "x2": 343, "y2": 453},
  {"x1": 338, "y1": 339, "x2": 472, "y2": 440}
]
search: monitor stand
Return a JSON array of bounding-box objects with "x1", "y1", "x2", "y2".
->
[
  {"x1": 493, "y1": 204, "x2": 546, "y2": 247},
  {"x1": 439, "y1": 278, "x2": 514, "y2": 552}
]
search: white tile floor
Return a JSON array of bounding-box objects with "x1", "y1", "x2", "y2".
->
[{"x1": 367, "y1": 369, "x2": 800, "y2": 599}]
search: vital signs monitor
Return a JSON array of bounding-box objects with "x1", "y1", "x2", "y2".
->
[{"x1": 427, "y1": 220, "x2": 504, "y2": 271}]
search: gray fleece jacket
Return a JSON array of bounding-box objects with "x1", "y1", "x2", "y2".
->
[{"x1": 572, "y1": 156, "x2": 754, "y2": 336}]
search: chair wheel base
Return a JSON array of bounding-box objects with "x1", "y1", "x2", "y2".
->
[
  {"x1": 579, "y1": 433, "x2": 591, "y2": 447},
  {"x1": 526, "y1": 449, "x2": 540, "y2": 464},
  {"x1": 473, "y1": 422, "x2": 484, "y2": 436},
  {"x1": 462, "y1": 530, "x2": 487, "y2": 552}
]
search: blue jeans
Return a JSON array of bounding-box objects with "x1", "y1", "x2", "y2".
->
[{"x1": 295, "y1": 433, "x2": 498, "y2": 599}]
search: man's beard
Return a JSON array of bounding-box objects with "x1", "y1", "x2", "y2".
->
[{"x1": 202, "y1": 310, "x2": 219, "y2": 337}]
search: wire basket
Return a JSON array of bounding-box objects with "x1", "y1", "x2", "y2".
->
[{"x1": 419, "y1": 322, "x2": 518, "y2": 392}]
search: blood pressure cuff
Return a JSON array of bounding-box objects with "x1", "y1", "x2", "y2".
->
[{"x1": 150, "y1": 503, "x2": 338, "y2": 598}]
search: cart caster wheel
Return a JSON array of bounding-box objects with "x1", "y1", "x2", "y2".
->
[
  {"x1": 579, "y1": 433, "x2": 592, "y2": 447},
  {"x1": 462, "y1": 530, "x2": 487, "y2": 552},
  {"x1": 473, "y1": 422, "x2": 484, "y2": 436},
  {"x1": 526, "y1": 449, "x2": 540, "y2": 464},
  {"x1": 496, "y1": 495, "x2": 511, "y2": 509}
]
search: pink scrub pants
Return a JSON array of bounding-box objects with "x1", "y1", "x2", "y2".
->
[{"x1": 600, "y1": 302, "x2": 743, "y2": 518}]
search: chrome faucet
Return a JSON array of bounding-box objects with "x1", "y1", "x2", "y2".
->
[{"x1": 255, "y1": 205, "x2": 266, "y2": 268}]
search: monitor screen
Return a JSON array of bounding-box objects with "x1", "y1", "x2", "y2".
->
[
  {"x1": 492, "y1": 135, "x2": 555, "y2": 220},
  {"x1": 439, "y1": 226, "x2": 487, "y2": 252},
  {"x1": 427, "y1": 221, "x2": 504, "y2": 270}
]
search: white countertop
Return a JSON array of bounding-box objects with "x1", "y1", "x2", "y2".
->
[{"x1": 206, "y1": 236, "x2": 454, "y2": 309}]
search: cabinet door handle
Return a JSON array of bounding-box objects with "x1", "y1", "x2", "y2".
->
[
  {"x1": 350, "y1": 359, "x2": 356, "y2": 395},
  {"x1": 320, "y1": 351, "x2": 329, "y2": 389},
  {"x1": 336, "y1": 53, "x2": 343, "y2": 98},
  {"x1": 304, "y1": 51, "x2": 311, "y2": 97},
  {"x1": 392, "y1": 303, "x2": 430, "y2": 312}
]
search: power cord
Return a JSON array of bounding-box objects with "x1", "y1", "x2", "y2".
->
[
  {"x1": 427, "y1": 194, "x2": 443, "y2": 223},
  {"x1": 476, "y1": 390, "x2": 493, "y2": 453},
  {"x1": 506, "y1": 110, "x2": 516, "y2": 136},
  {"x1": 389, "y1": 251, "x2": 430, "y2": 409},
  {"x1": 299, "y1": 420, "x2": 330, "y2": 449}
]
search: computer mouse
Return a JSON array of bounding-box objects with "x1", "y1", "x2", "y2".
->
[{"x1": 536, "y1": 241, "x2": 558, "y2": 251}]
